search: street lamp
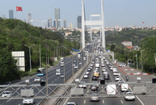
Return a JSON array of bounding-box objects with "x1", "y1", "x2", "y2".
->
[{"x1": 25, "y1": 44, "x2": 35, "y2": 72}]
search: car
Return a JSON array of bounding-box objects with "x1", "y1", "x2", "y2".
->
[
  {"x1": 90, "y1": 85, "x2": 98, "y2": 91},
  {"x1": 34, "y1": 77, "x2": 41, "y2": 82},
  {"x1": 90, "y1": 93, "x2": 100, "y2": 102},
  {"x1": 79, "y1": 62, "x2": 82, "y2": 65},
  {"x1": 90, "y1": 64, "x2": 94, "y2": 67},
  {"x1": 87, "y1": 68, "x2": 91, "y2": 71},
  {"x1": 85, "y1": 71, "x2": 90, "y2": 75},
  {"x1": 101, "y1": 63, "x2": 105, "y2": 67},
  {"x1": 103, "y1": 71, "x2": 108, "y2": 75},
  {"x1": 75, "y1": 78, "x2": 80, "y2": 83},
  {"x1": 92, "y1": 76, "x2": 98, "y2": 80},
  {"x1": 115, "y1": 76, "x2": 121, "y2": 81},
  {"x1": 60, "y1": 74, "x2": 64, "y2": 78},
  {"x1": 74, "y1": 66, "x2": 78, "y2": 69},
  {"x1": 23, "y1": 98, "x2": 34, "y2": 105},
  {"x1": 79, "y1": 81, "x2": 86, "y2": 88},
  {"x1": 124, "y1": 92, "x2": 135, "y2": 101},
  {"x1": 113, "y1": 72, "x2": 119, "y2": 76},
  {"x1": 74, "y1": 60, "x2": 76, "y2": 63},
  {"x1": 66, "y1": 102, "x2": 76, "y2": 105},
  {"x1": 83, "y1": 74, "x2": 89, "y2": 79},
  {"x1": 25, "y1": 79, "x2": 30, "y2": 85},
  {"x1": 1, "y1": 91, "x2": 12, "y2": 97},
  {"x1": 104, "y1": 74, "x2": 110, "y2": 80}
]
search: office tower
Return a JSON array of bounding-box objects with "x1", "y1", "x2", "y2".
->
[
  {"x1": 27, "y1": 13, "x2": 32, "y2": 24},
  {"x1": 69, "y1": 23, "x2": 73, "y2": 30},
  {"x1": 9, "y1": 10, "x2": 14, "y2": 19},
  {"x1": 77, "y1": 16, "x2": 82, "y2": 28},
  {"x1": 63, "y1": 20, "x2": 67, "y2": 28},
  {"x1": 55, "y1": 8, "x2": 61, "y2": 28},
  {"x1": 48, "y1": 18, "x2": 52, "y2": 28}
]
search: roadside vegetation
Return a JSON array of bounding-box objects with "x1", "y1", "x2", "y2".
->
[
  {"x1": 106, "y1": 29, "x2": 156, "y2": 73},
  {"x1": 0, "y1": 18, "x2": 79, "y2": 84}
]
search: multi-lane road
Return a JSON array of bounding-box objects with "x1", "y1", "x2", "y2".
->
[
  {"x1": 0, "y1": 44, "x2": 93, "y2": 105},
  {"x1": 0, "y1": 40, "x2": 156, "y2": 105}
]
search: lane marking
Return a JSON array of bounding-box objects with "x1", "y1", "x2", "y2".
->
[
  {"x1": 120, "y1": 100, "x2": 123, "y2": 104},
  {"x1": 103, "y1": 100, "x2": 104, "y2": 103},
  {"x1": 119, "y1": 72, "x2": 145, "y2": 105},
  {"x1": 84, "y1": 100, "x2": 86, "y2": 104}
]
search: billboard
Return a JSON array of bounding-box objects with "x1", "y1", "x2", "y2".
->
[{"x1": 12, "y1": 51, "x2": 25, "y2": 71}]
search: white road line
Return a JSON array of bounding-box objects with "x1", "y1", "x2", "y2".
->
[
  {"x1": 103, "y1": 100, "x2": 104, "y2": 103},
  {"x1": 84, "y1": 100, "x2": 86, "y2": 104},
  {"x1": 120, "y1": 74, "x2": 145, "y2": 105},
  {"x1": 120, "y1": 100, "x2": 123, "y2": 104}
]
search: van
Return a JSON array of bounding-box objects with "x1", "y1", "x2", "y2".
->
[
  {"x1": 106, "y1": 84, "x2": 117, "y2": 95},
  {"x1": 121, "y1": 83, "x2": 128, "y2": 92}
]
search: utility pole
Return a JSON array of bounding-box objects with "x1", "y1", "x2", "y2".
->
[
  {"x1": 39, "y1": 45, "x2": 41, "y2": 68},
  {"x1": 25, "y1": 44, "x2": 35, "y2": 72}
]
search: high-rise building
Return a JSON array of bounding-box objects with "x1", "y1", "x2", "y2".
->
[
  {"x1": 48, "y1": 18, "x2": 52, "y2": 28},
  {"x1": 63, "y1": 20, "x2": 67, "y2": 28},
  {"x1": 69, "y1": 23, "x2": 73, "y2": 30},
  {"x1": 77, "y1": 16, "x2": 82, "y2": 28},
  {"x1": 9, "y1": 10, "x2": 14, "y2": 19},
  {"x1": 54, "y1": 8, "x2": 61, "y2": 28},
  {"x1": 27, "y1": 13, "x2": 32, "y2": 24}
]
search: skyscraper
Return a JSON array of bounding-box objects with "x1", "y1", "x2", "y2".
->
[
  {"x1": 27, "y1": 13, "x2": 32, "y2": 24},
  {"x1": 9, "y1": 10, "x2": 14, "y2": 19},
  {"x1": 48, "y1": 18, "x2": 52, "y2": 28},
  {"x1": 54, "y1": 8, "x2": 61, "y2": 28},
  {"x1": 63, "y1": 20, "x2": 67, "y2": 28},
  {"x1": 77, "y1": 16, "x2": 82, "y2": 28}
]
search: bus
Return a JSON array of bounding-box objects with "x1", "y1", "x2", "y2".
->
[{"x1": 37, "y1": 68, "x2": 46, "y2": 76}]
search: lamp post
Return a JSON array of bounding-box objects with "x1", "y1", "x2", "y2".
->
[
  {"x1": 25, "y1": 44, "x2": 35, "y2": 72},
  {"x1": 39, "y1": 45, "x2": 41, "y2": 68}
]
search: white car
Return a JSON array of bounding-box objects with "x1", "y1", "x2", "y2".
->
[
  {"x1": 25, "y1": 79, "x2": 30, "y2": 85},
  {"x1": 23, "y1": 98, "x2": 34, "y2": 104},
  {"x1": 83, "y1": 74, "x2": 89, "y2": 79},
  {"x1": 75, "y1": 78, "x2": 80, "y2": 83},
  {"x1": 85, "y1": 71, "x2": 90, "y2": 75},
  {"x1": 79, "y1": 81, "x2": 86, "y2": 88},
  {"x1": 115, "y1": 76, "x2": 121, "y2": 81},
  {"x1": 74, "y1": 66, "x2": 78, "y2": 69},
  {"x1": 1, "y1": 91, "x2": 12, "y2": 97},
  {"x1": 34, "y1": 77, "x2": 41, "y2": 82},
  {"x1": 66, "y1": 102, "x2": 76, "y2": 105},
  {"x1": 113, "y1": 72, "x2": 119, "y2": 76},
  {"x1": 124, "y1": 92, "x2": 135, "y2": 101}
]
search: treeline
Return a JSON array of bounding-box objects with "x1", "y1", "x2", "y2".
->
[
  {"x1": 0, "y1": 18, "x2": 78, "y2": 84},
  {"x1": 106, "y1": 29, "x2": 156, "y2": 73},
  {"x1": 106, "y1": 29, "x2": 156, "y2": 46}
]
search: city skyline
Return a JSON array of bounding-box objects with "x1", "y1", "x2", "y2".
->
[{"x1": 0, "y1": 0, "x2": 156, "y2": 28}]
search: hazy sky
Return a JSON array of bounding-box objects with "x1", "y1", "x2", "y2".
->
[{"x1": 0, "y1": 0, "x2": 156, "y2": 27}]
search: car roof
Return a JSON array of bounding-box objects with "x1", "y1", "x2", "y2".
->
[{"x1": 67, "y1": 102, "x2": 76, "y2": 104}]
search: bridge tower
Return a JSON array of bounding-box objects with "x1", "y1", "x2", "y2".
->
[{"x1": 81, "y1": 0, "x2": 106, "y2": 50}]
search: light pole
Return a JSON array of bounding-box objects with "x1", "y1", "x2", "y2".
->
[
  {"x1": 25, "y1": 44, "x2": 35, "y2": 72},
  {"x1": 39, "y1": 45, "x2": 41, "y2": 68}
]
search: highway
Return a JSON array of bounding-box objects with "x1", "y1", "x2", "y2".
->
[
  {"x1": 61, "y1": 41, "x2": 155, "y2": 105},
  {"x1": 0, "y1": 40, "x2": 155, "y2": 105},
  {"x1": 0, "y1": 45, "x2": 91, "y2": 105}
]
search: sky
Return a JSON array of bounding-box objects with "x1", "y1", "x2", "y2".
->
[{"x1": 0, "y1": 0, "x2": 156, "y2": 28}]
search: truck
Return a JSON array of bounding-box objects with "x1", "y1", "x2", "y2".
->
[
  {"x1": 70, "y1": 88, "x2": 84, "y2": 96},
  {"x1": 133, "y1": 86, "x2": 147, "y2": 95},
  {"x1": 21, "y1": 89, "x2": 34, "y2": 97},
  {"x1": 106, "y1": 84, "x2": 117, "y2": 95}
]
